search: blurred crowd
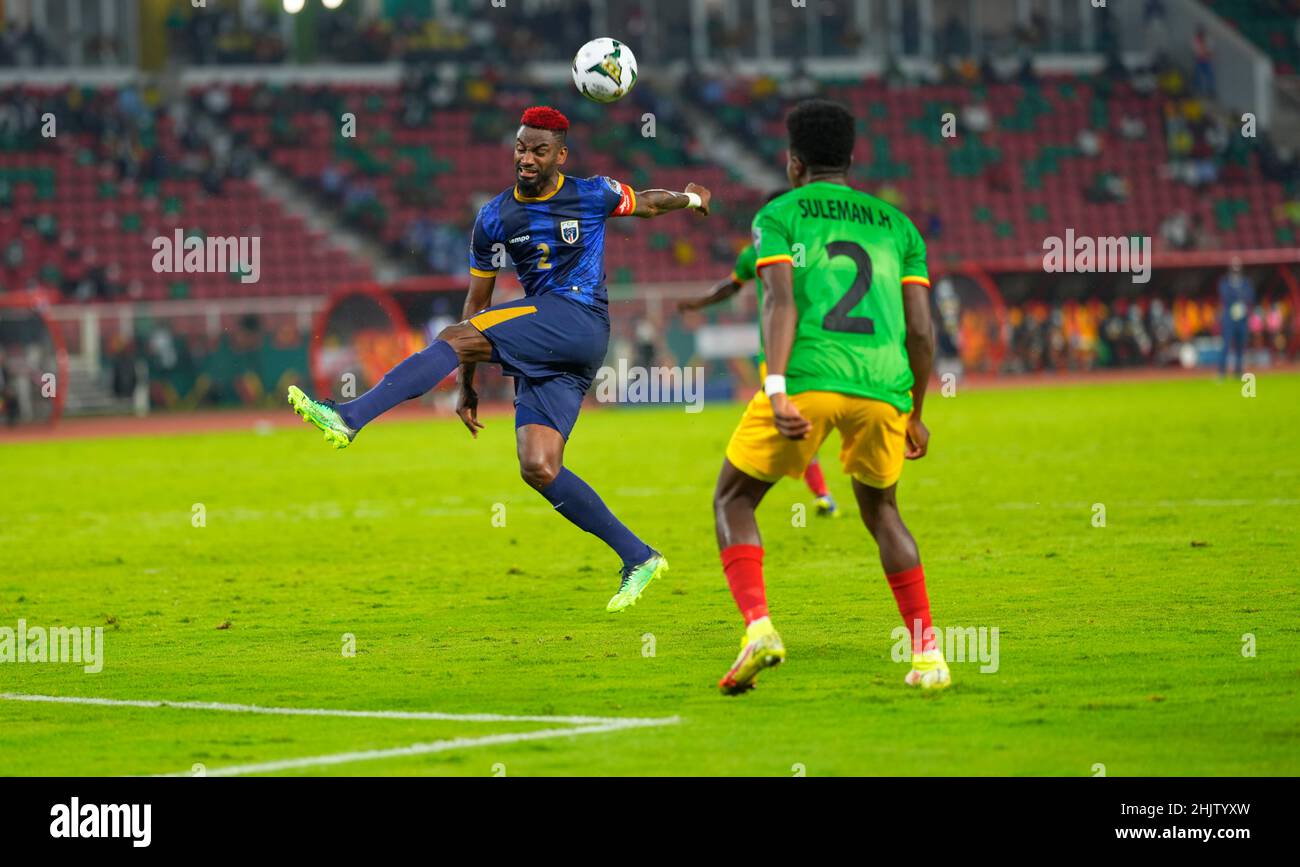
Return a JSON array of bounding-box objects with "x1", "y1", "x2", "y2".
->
[
  {"x1": 168, "y1": 3, "x2": 287, "y2": 65},
  {"x1": 161, "y1": 1, "x2": 859, "y2": 67},
  {"x1": 940, "y1": 292, "x2": 1294, "y2": 374},
  {"x1": 101, "y1": 315, "x2": 309, "y2": 409},
  {"x1": 1003, "y1": 296, "x2": 1291, "y2": 371},
  {"x1": 0, "y1": 20, "x2": 59, "y2": 67},
  {"x1": 165, "y1": 0, "x2": 587, "y2": 66}
]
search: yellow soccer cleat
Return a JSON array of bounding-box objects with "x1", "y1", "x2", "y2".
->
[
  {"x1": 813, "y1": 493, "x2": 841, "y2": 518},
  {"x1": 904, "y1": 648, "x2": 952, "y2": 690},
  {"x1": 718, "y1": 618, "x2": 786, "y2": 695}
]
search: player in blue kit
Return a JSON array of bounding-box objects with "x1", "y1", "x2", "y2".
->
[{"x1": 287, "y1": 106, "x2": 711, "y2": 612}]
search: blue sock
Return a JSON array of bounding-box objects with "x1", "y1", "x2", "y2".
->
[
  {"x1": 337, "y1": 340, "x2": 459, "y2": 431},
  {"x1": 540, "y1": 468, "x2": 653, "y2": 568}
]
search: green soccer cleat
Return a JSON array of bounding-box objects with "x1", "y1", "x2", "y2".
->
[
  {"x1": 605, "y1": 550, "x2": 668, "y2": 612},
  {"x1": 287, "y1": 385, "x2": 356, "y2": 449}
]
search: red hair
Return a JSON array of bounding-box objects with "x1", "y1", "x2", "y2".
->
[{"x1": 520, "y1": 106, "x2": 570, "y2": 133}]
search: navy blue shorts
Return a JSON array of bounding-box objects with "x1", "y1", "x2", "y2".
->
[{"x1": 469, "y1": 293, "x2": 609, "y2": 439}]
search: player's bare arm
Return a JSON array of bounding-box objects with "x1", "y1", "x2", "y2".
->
[
  {"x1": 901, "y1": 280, "x2": 934, "y2": 459},
  {"x1": 454, "y1": 272, "x2": 499, "y2": 438},
  {"x1": 758, "y1": 259, "x2": 812, "y2": 440},
  {"x1": 629, "y1": 182, "x2": 711, "y2": 217},
  {"x1": 678, "y1": 275, "x2": 744, "y2": 312}
]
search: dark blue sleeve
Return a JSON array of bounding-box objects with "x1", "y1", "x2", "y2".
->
[
  {"x1": 591, "y1": 175, "x2": 636, "y2": 217},
  {"x1": 469, "y1": 203, "x2": 501, "y2": 275}
]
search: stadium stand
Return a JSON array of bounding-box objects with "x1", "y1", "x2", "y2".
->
[
  {"x1": 204, "y1": 74, "x2": 765, "y2": 284},
  {"x1": 695, "y1": 63, "x2": 1299, "y2": 265},
  {"x1": 1204, "y1": 0, "x2": 1300, "y2": 73},
  {"x1": 0, "y1": 84, "x2": 371, "y2": 302}
]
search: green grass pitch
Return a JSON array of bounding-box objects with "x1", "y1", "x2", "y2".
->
[{"x1": 2, "y1": 374, "x2": 1298, "y2": 776}]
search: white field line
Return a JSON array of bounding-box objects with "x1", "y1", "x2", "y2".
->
[
  {"x1": 9, "y1": 495, "x2": 1296, "y2": 533},
  {"x1": 913, "y1": 497, "x2": 1300, "y2": 511},
  {"x1": 0, "y1": 692, "x2": 676, "y2": 726},
  {"x1": 0, "y1": 692, "x2": 681, "y2": 777},
  {"x1": 162, "y1": 719, "x2": 673, "y2": 777}
]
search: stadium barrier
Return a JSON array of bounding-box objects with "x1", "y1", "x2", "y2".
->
[{"x1": 37, "y1": 294, "x2": 321, "y2": 420}]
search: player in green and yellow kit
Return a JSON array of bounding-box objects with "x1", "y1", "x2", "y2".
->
[
  {"x1": 713, "y1": 99, "x2": 950, "y2": 694},
  {"x1": 677, "y1": 196, "x2": 840, "y2": 518}
]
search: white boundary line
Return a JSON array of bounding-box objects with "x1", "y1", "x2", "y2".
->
[
  {"x1": 0, "y1": 692, "x2": 672, "y2": 726},
  {"x1": 163, "y1": 721, "x2": 672, "y2": 777},
  {"x1": 0, "y1": 693, "x2": 681, "y2": 776}
]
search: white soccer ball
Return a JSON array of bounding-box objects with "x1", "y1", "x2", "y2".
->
[{"x1": 572, "y1": 37, "x2": 638, "y2": 104}]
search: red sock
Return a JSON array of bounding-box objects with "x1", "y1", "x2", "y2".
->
[
  {"x1": 721, "y1": 544, "x2": 768, "y2": 625},
  {"x1": 886, "y1": 564, "x2": 936, "y2": 653},
  {"x1": 803, "y1": 459, "x2": 829, "y2": 497}
]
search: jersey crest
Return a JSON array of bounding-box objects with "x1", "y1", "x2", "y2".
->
[{"x1": 560, "y1": 219, "x2": 581, "y2": 245}]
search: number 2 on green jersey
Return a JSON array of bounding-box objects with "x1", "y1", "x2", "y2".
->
[{"x1": 821, "y1": 240, "x2": 875, "y2": 335}]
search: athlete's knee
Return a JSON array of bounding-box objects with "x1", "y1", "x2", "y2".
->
[
  {"x1": 854, "y1": 482, "x2": 899, "y2": 534},
  {"x1": 436, "y1": 323, "x2": 490, "y2": 361},
  {"x1": 713, "y1": 472, "x2": 763, "y2": 517},
  {"x1": 435, "y1": 322, "x2": 469, "y2": 343},
  {"x1": 519, "y1": 454, "x2": 561, "y2": 490}
]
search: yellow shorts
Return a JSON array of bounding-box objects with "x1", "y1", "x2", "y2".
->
[{"x1": 725, "y1": 389, "x2": 909, "y2": 489}]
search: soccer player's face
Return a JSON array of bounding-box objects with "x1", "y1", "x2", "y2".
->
[{"x1": 514, "y1": 127, "x2": 566, "y2": 196}]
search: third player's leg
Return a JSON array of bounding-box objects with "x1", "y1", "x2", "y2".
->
[{"x1": 851, "y1": 479, "x2": 920, "y2": 575}]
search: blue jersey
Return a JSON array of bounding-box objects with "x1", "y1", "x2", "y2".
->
[{"x1": 469, "y1": 173, "x2": 637, "y2": 307}]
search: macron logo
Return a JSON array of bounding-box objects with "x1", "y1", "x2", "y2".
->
[{"x1": 50, "y1": 798, "x2": 151, "y2": 848}]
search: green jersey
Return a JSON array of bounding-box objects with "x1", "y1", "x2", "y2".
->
[
  {"x1": 732, "y1": 244, "x2": 758, "y2": 284},
  {"x1": 751, "y1": 181, "x2": 929, "y2": 413},
  {"x1": 730, "y1": 244, "x2": 768, "y2": 364}
]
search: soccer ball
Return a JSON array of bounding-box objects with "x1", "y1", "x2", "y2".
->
[{"x1": 572, "y1": 37, "x2": 638, "y2": 104}]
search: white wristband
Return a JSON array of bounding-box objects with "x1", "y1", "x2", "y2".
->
[
  {"x1": 684, "y1": 191, "x2": 703, "y2": 210},
  {"x1": 764, "y1": 374, "x2": 787, "y2": 397}
]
